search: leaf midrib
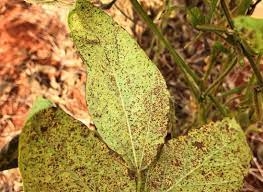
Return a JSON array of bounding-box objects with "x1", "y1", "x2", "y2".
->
[{"x1": 103, "y1": 31, "x2": 138, "y2": 168}]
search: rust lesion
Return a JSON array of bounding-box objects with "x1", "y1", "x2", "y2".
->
[{"x1": 193, "y1": 141, "x2": 205, "y2": 150}]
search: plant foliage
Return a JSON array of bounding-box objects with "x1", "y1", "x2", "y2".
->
[
  {"x1": 18, "y1": 1, "x2": 252, "y2": 191},
  {"x1": 19, "y1": 105, "x2": 136, "y2": 191},
  {"x1": 146, "y1": 118, "x2": 251, "y2": 191},
  {"x1": 19, "y1": 99, "x2": 251, "y2": 192},
  {"x1": 68, "y1": 0, "x2": 170, "y2": 170}
]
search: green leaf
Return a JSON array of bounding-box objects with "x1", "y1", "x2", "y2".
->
[
  {"x1": 234, "y1": 16, "x2": 263, "y2": 54},
  {"x1": 19, "y1": 105, "x2": 136, "y2": 191},
  {"x1": 68, "y1": 0, "x2": 170, "y2": 170},
  {"x1": 26, "y1": 96, "x2": 53, "y2": 120},
  {"x1": 145, "y1": 118, "x2": 251, "y2": 192},
  {"x1": 187, "y1": 7, "x2": 206, "y2": 27}
]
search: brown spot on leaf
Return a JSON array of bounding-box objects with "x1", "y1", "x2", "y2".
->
[
  {"x1": 193, "y1": 141, "x2": 205, "y2": 150},
  {"x1": 40, "y1": 126, "x2": 48, "y2": 133}
]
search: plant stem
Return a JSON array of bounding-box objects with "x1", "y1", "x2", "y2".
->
[
  {"x1": 100, "y1": 0, "x2": 117, "y2": 9},
  {"x1": 130, "y1": 0, "x2": 201, "y2": 99},
  {"x1": 254, "y1": 89, "x2": 263, "y2": 121},
  {"x1": 136, "y1": 170, "x2": 142, "y2": 192},
  {"x1": 240, "y1": 44, "x2": 263, "y2": 85},
  {"x1": 208, "y1": 94, "x2": 228, "y2": 116},
  {"x1": 131, "y1": 0, "x2": 231, "y2": 119},
  {"x1": 219, "y1": 83, "x2": 248, "y2": 97},
  {"x1": 196, "y1": 24, "x2": 230, "y2": 33},
  {"x1": 220, "y1": 0, "x2": 235, "y2": 29},
  {"x1": 199, "y1": 102, "x2": 207, "y2": 123},
  {"x1": 248, "y1": 0, "x2": 263, "y2": 15},
  {"x1": 220, "y1": 0, "x2": 263, "y2": 85},
  {"x1": 203, "y1": 57, "x2": 237, "y2": 97}
]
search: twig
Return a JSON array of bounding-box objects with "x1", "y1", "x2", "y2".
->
[
  {"x1": 100, "y1": 0, "x2": 117, "y2": 9},
  {"x1": 247, "y1": 0, "x2": 263, "y2": 15}
]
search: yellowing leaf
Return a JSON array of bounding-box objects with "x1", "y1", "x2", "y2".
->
[
  {"x1": 19, "y1": 101, "x2": 136, "y2": 191},
  {"x1": 68, "y1": 0, "x2": 170, "y2": 170},
  {"x1": 146, "y1": 118, "x2": 251, "y2": 192}
]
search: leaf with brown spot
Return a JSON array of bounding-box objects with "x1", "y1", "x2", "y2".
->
[
  {"x1": 145, "y1": 118, "x2": 251, "y2": 192},
  {"x1": 68, "y1": 0, "x2": 170, "y2": 170},
  {"x1": 19, "y1": 98, "x2": 136, "y2": 192}
]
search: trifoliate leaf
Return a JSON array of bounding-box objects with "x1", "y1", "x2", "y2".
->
[
  {"x1": 68, "y1": 0, "x2": 170, "y2": 170},
  {"x1": 19, "y1": 104, "x2": 136, "y2": 191},
  {"x1": 146, "y1": 118, "x2": 251, "y2": 192}
]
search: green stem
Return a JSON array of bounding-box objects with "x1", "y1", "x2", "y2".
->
[
  {"x1": 219, "y1": 83, "x2": 248, "y2": 97},
  {"x1": 203, "y1": 49, "x2": 220, "y2": 82},
  {"x1": 130, "y1": 0, "x2": 201, "y2": 98},
  {"x1": 131, "y1": 0, "x2": 230, "y2": 118},
  {"x1": 199, "y1": 102, "x2": 207, "y2": 124},
  {"x1": 252, "y1": 55, "x2": 263, "y2": 121},
  {"x1": 220, "y1": 0, "x2": 235, "y2": 29},
  {"x1": 220, "y1": 0, "x2": 263, "y2": 85},
  {"x1": 208, "y1": 94, "x2": 228, "y2": 116},
  {"x1": 136, "y1": 170, "x2": 142, "y2": 192},
  {"x1": 254, "y1": 89, "x2": 263, "y2": 121},
  {"x1": 196, "y1": 24, "x2": 230, "y2": 33},
  {"x1": 203, "y1": 57, "x2": 237, "y2": 97},
  {"x1": 240, "y1": 43, "x2": 263, "y2": 85}
]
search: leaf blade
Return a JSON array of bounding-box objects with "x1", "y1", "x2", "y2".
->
[
  {"x1": 146, "y1": 118, "x2": 251, "y2": 192},
  {"x1": 19, "y1": 101, "x2": 136, "y2": 191},
  {"x1": 68, "y1": 0, "x2": 170, "y2": 170}
]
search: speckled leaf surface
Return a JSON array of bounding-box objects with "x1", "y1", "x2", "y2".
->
[
  {"x1": 145, "y1": 118, "x2": 251, "y2": 192},
  {"x1": 68, "y1": 0, "x2": 170, "y2": 169},
  {"x1": 19, "y1": 102, "x2": 136, "y2": 191}
]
